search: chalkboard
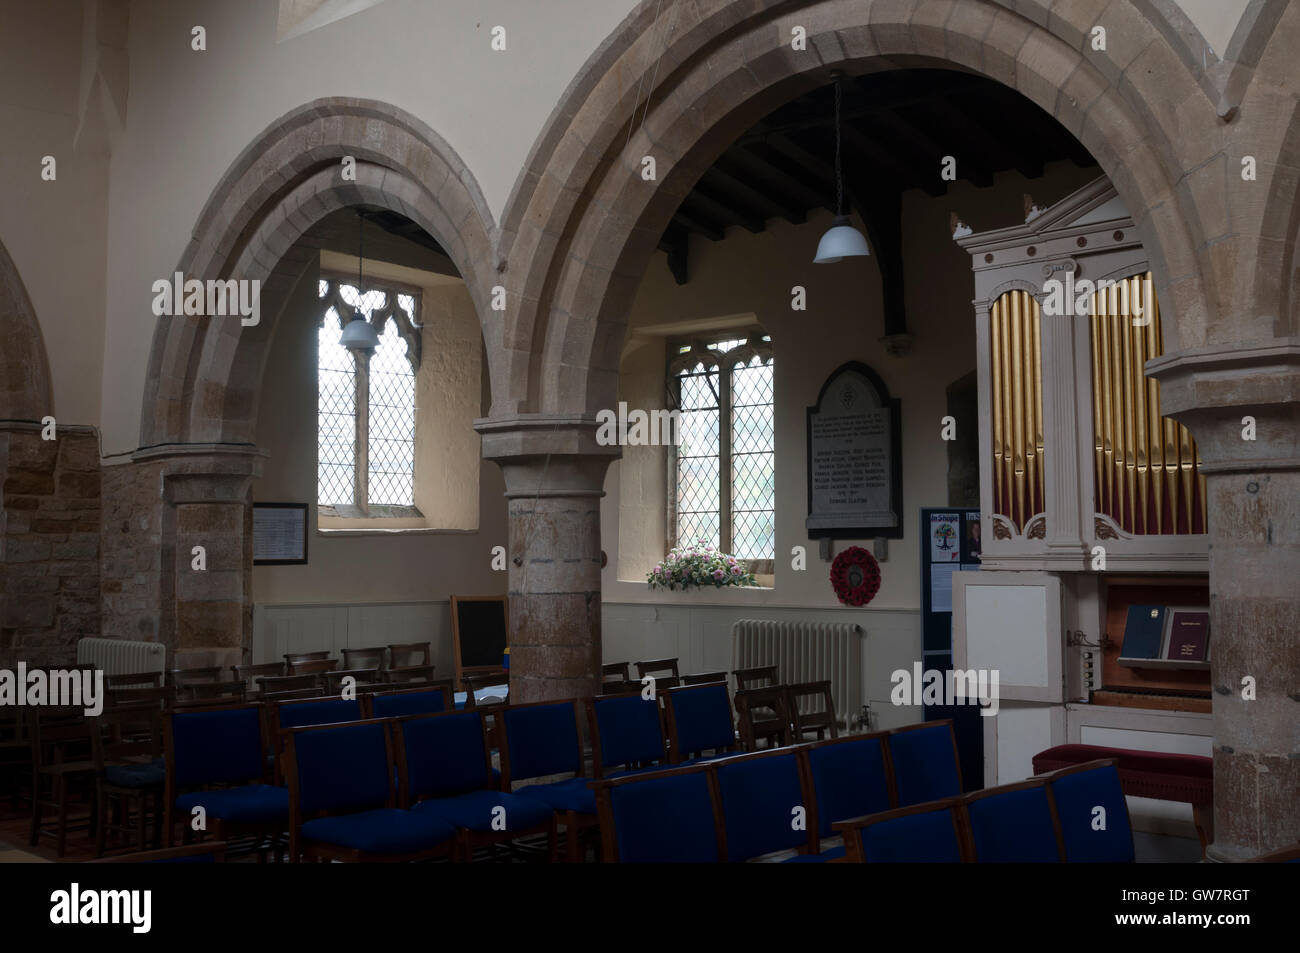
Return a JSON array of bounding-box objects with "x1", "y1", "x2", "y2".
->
[{"x1": 450, "y1": 595, "x2": 509, "y2": 683}]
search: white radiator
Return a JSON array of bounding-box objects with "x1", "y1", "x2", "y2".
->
[
  {"x1": 731, "y1": 620, "x2": 863, "y2": 727},
  {"x1": 76, "y1": 638, "x2": 167, "y2": 676}
]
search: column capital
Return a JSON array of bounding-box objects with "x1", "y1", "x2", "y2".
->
[
  {"x1": 1147, "y1": 339, "x2": 1300, "y2": 474},
  {"x1": 475, "y1": 414, "x2": 619, "y2": 498},
  {"x1": 133, "y1": 443, "x2": 267, "y2": 503}
]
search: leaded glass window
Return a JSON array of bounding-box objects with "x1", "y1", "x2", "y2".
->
[
  {"x1": 317, "y1": 275, "x2": 421, "y2": 516},
  {"x1": 669, "y1": 334, "x2": 774, "y2": 566}
]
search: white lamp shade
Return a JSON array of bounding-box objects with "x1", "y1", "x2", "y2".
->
[
  {"x1": 813, "y1": 215, "x2": 871, "y2": 263},
  {"x1": 339, "y1": 312, "x2": 380, "y2": 349}
]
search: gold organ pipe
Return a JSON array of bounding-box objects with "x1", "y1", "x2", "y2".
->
[
  {"x1": 989, "y1": 291, "x2": 1045, "y2": 533},
  {"x1": 1087, "y1": 271, "x2": 1207, "y2": 535}
]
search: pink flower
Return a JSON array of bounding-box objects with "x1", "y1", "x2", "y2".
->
[
  {"x1": 731, "y1": 565, "x2": 742, "y2": 575},
  {"x1": 713, "y1": 568, "x2": 726, "y2": 580}
]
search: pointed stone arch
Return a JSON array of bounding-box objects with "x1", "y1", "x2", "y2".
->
[
  {"x1": 0, "y1": 235, "x2": 53, "y2": 421},
  {"x1": 139, "y1": 97, "x2": 499, "y2": 449}
]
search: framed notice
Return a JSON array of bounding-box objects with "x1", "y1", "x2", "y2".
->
[{"x1": 253, "y1": 503, "x2": 309, "y2": 565}]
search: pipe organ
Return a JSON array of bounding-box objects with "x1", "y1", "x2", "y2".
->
[{"x1": 951, "y1": 178, "x2": 1212, "y2": 808}]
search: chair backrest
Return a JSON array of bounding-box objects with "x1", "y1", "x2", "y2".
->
[
  {"x1": 733, "y1": 664, "x2": 778, "y2": 690},
  {"x1": 323, "y1": 669, "x2": 381, "y2": 693},
  {"x1": 168, "y1": 666, "x2": 224, "y2": 686},
  {"x1": 260, "y1": 687, "x2": 324, "y2": 703},
  {"x1": 805, "y1": 733, "x2": 896, "y2": 838},
  {"x1": 256, "y1": 674, "x2": 318, "y2": 696},
  {"x1": 174, "y1": 680, "x2": 247, "y2": 706},
  {"x1": 273, "y1": 696, "x2": 363, "y2": 740},
  {"x1": 714, "y1": 750, "x2": 811, "y2": 861},
  {"x1": 93, "y1": 698, "x2": 163, "y2": 773},
  {"x1": 963, "y1": 778, "x2": 1064, "y2": 862},
  {"x1": 286, "y1": 720, "x2": 393, "y2": 818},
  {"x1": 786, "y1": 680, "x2": 838, "y2": 740},
  {"x1": 1042, "y1": 759, "x2": 1134, "y2": 862},
  {"x1": 886, "y1": 720, "x2": 962, "y2": 806},
  {"x1": 367, "y1": 686, "x2": 450, "y2": 719},
  {"x1": 594, "y1": 764, "x2": 721, "y2": 863},
  {"x1": 663, "y1": 682, "x2": 735, "y2": 762},
  {"x1": 463, "y1": 670, "x2": 508, "y2": 709},
  {"x1": 734, "y1": 686, "x2": 790, "y2": 751},
  {"x1": 499, "y1": 699, "x2": 584, "y2": 785},
  {"x1": 284, "y1": 651, "x2": 331, "y2": 666},
  {"x1": 287, "y1": 658, "x2": 338, "y2": 676},
  {"x1": 387, "y1": 642, "x2": 431, "y2": 668},
  {"x1": 384, "y1": 664, "x2": 437, "y2": 685},
  {"x1": 231, "y1": 662, "x2": 286, "y2": 691},
  {"x1": 586, "y1": 692, "x2": 668, "y2": 778},
  {"x1": 838, "y1": 797, "x2": 969, "y2": 863},
  {"x1": 682, "y1": 671, "x2": 728, "y2": 686},
  {"x1": 30, "y1": 706, "x2": 91, "y2": 771},
  {"x1": 635, "y1": 657, "x2": 679, "y2": 679},
  {"x1": 395, "y1": 711, "x2": 491, "y2": 803},
  {"x1": 165, "y1": 704, "x2": 266, "y2": 789},
  {"x1": 341, "y1": 647, "x2": 387, "y2": 670},
  {"x1": 106, "y1": 672, "x2": 162, "y2": 690},
  {"x1": 601, "y1": 661, "x2": 630, "y2": 682}
]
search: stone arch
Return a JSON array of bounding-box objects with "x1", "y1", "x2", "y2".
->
[
  {"x1": 497, "y1": 0, "x2": 1227, "y2": 422},
  {"x1": 0, "y1": 235, "x2": 53, "y2": 421},
  {"x1": 140, "y1": 97, "x2": 498, "y2": 448}
]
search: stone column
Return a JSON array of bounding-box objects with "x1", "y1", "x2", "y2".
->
[
  {"x1": 133, "y1": 445, "x2": 265, "y2": 670},
  {"x1": 478, "y1": 417, "x2": 618, "y2": 705},
  {"x1": 1152, "y1": 342, "x2": 1300, "y2": 860}
]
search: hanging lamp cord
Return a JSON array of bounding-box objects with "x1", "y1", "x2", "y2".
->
[{"x1": 834, "y1": 78, "x2": 844, "y2": 217}]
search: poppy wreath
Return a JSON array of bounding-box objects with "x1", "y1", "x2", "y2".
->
[{"x1": 829, "y1": 546, "x2": 882, "y2": 607}]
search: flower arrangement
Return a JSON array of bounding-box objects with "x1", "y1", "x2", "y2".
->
[
  {"x1": 829, "y1": 546, "x2": 882, "y2": 606},
  {"x1": 647, "y1": 539, "x2": 758, "y2": 590}
]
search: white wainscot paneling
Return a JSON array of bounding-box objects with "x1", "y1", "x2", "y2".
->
[{"x1": 254, "y1": 601, "x2": 455, "y2": 672}]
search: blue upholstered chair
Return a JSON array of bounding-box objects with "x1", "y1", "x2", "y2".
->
[
  {"x1": 586, "y1": 692, "x2": 671, "y2": 778},
  {"x1": 963, "y1": 779, "x2": 1064, "y2": 862},
  {"x1": 498, "y1": 699, "x2": 596, "y2": 861},
  {"x1": 285, "y1": 719, "x2": 456, "y2": 862},
  {"x1": 368, "y1": 687, "x2": 449, "y2": 719},
  {"x1": 715, "y1": 750, "x2": 813, "y2": 861},
  {"x1": 269, "y1": 696, "x2": 363, "y2": 782},
  {"x1": 835, "y1": 796, "x2": 968, "y2": 863},
  {"x1": 1043, "y1": 759, "x2": 1134, "y2": 863},
  {"x1": 593, "y1": 764, "x2": 721, "y2": 862},
  {"x1": 396, "y1": 710, "x2": 554, "y2": 859},
  {"x1": 163, "y1": 704, "x2": 288, "y2": 850},
  {"x1": 886, "y1": 720, "x2": 962, "y2": 806},
  {"x1": 663, "y1": 682, "x2": 738, "y2": 764},
  {"x1": 791, "y1": 732, "x2": 896, "y2": 862}
]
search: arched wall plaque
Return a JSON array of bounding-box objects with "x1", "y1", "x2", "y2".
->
[{"x1": 805, "y1": 361, "x2": 903, "y2": 539}]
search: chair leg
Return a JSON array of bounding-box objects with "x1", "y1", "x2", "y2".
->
[
  {"x1": 565, "y1": 812, "x2": 581, "y2": 863},
  {"x1": 29, "y1": 780, "x2": 41, "y2": 846},
  {"x1": 94, "y1": 786, "x2": 107, "y2": 858},
  {"x1": 135, "y1": 793, "x2": 147, "y2": 852},
  {"x1": 55, "y1": 776, "x2": 69, "y2": 857}
]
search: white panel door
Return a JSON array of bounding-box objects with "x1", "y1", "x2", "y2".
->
[{"x1": 954, "y1": 571, "x2": 1063, "y2": 703}]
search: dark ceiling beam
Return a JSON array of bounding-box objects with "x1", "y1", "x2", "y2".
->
[
  {"x1": 701, "y1": 164, "x2": 805, "y2": 225},
  {"x1": 838, "y1": 124, "x2": 941, "y2": 197},
  {"x1": 735, "y1": 86, "x2": 970, "y2": 144},
  {"x1": 846, "y1": 180, "x2": 907, "y2": 338},
  {"x1": 659, "y1": 229, "x2": 689, "y2": 285},
  {"x1": 722, "y1": 146, "x2": 830, "y2": 214},
  {"x1": 671, "y1": 207, "x2": 725, "y2": 242},
  {"x1": 684, "y1": 182, "x2": 765, "y2": 233},
  {"x1": 943, "y1": 94, "x2": 1047, "y2": 180}
]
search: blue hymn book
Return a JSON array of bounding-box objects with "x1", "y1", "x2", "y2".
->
[{"x1": 1120, "y1": 605, "x2": 1167, "y2": 660}]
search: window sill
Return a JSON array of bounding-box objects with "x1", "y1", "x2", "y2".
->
[{"x1": 315, "y1": 525, "x2": 480, "y2": 537}]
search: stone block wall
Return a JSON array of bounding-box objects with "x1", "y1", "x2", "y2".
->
[
  {"x1": 99, "y1": 459, "x2": 171, "y2": 650},
  {"x1": 0, "y1": 427, "x2": 101, "y2": 668}
]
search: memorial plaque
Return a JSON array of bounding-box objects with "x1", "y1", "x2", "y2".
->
[{"x1": 806, "y1": 362, "x2": 903, "y2": 538}]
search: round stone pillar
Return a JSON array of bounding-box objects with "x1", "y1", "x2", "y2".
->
[
  {"x1": 478, "y1": 417, "x2": 618, "y2": 705},
  {"x1": 1152, "y1": 344, "x2": 1300, "y2": 860}
]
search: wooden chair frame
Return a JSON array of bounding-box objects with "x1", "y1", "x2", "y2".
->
[
  {"x1": 734, "y1": 686, "x2": 791, "y2": 752},
  {"x1": 798, "y1": 731, "x2": 898, "y2": 854},
  {"x1": 960, "y1": 776, "x2": 1067, "y2": 862},
  {"x1": 88, "y1": 841, "x2": 228, "y2": 863},
  {"x1": 886, "y1": 719, "x2": 964, "y2": 801},
  {"x1": 634, "y1": 657, "x2": 680, "y2": 679},
  {"x1": 1035, "y1": 757, "x2": 1135, "y2": 863},
  {"x1": 591, "y1": 762, "x2": 722, "y2": 863},
  {"x1": 833, "y1": 795, "x2": 972, "y2": 863},
  {"x1": 733, "y1": 664, "x2": 778, "y2": 691},
  {"x1": 786, "y1": 680, "x2": 838, "y2": 742},
  {"x1": 584, "y1": 690, "x2": 671, "y2": 780}
]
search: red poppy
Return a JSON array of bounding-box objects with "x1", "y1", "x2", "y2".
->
[{"x1": 829, "y1": 546, "x2": 882, "y2": 607}]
